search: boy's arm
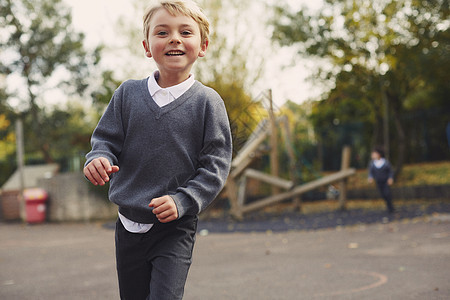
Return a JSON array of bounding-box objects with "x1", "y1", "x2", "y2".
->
[
  {"x1": 85, "y1": 89, "x2": 124, "y2": 170},
  {"x1": 170, "y1": 98, "x2": 232, "y2": 219},
  {"x1": 387, "y1": 161, "x2": 394, "y2": 180},
  {"x1": 387, "y1": 161, "x2": 394, "y2": 185},
  {"x1": 368, "y1": 161, "x2": 374, "y2": 182}
]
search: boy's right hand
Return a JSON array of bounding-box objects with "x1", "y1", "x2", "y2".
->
[{"x1": 83, "y1": 157, "x2": 119, "y2": 186}]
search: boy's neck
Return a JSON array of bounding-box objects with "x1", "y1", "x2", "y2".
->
[{"x1": 156, "y1": 70, "x2": 192, "y2": 88}]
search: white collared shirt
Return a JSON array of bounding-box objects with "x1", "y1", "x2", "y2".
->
[
  {"x1": 118, "y1": 70, "x2": 195, "y2": 233},
  {"x1": 147, "y1": 70, "x2": 195, "y2": 107},
  {"x1": 373, "y1": 158, "x2": 386, "y2": 169}
]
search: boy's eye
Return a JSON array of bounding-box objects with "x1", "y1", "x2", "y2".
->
[
  {"x1": 181, "y1": 31, "x2": 192, "y2": 35},
  {"x1": 156, "y1": 31, "x2": 168, "y2": 36}
]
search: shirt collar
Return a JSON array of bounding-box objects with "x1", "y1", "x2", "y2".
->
[
  {"x1": 373, "y1": 158, "x2": 386, "y2": 168},
  {"x1": 148, "y1": 70, "x2": 195, "y2": 99}
]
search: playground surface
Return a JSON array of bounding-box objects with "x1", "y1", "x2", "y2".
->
[
  {"x1": 197, "y1": 200, "x2": 450, "y2": 233},
  {"x1": 0, "y1": 211, "x2": 449, "y2": 299}
]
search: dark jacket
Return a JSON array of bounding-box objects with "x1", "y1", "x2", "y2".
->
[{"x1": 368, "y1": 159, "x2": 394, "y2": 183}]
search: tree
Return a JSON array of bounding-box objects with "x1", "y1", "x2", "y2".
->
[
  {"x1": 0, "y1": 0, "x2": 102, "y2": 162},
  {"x1": 205, "y1": 78, "x2": 265, "y2": 155},
  {"x1": 197, "y1": 0, "x2": 269, "y2": 154},
  {"x1": 194, "y1": 0, "x2": 265, "y2": 89},
  {"x1": 0, "y1": 114, "x2": 15, "y2": 160},
  {"x1": 309, "y1": 65, "x2": 385, "y2": 170},
  {"x1": 272, "y1": 0, "x2": 450, "y2": 175},
  {"x1": 279, "y1": 100, "x2": 319, "y2": 181}
]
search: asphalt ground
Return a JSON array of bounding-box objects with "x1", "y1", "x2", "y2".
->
[{"x1": 0, "y1": 205, "x2": 449, "y2": 299}]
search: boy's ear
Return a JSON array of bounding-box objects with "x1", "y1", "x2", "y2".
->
[
  {"x1": 142, "y1": 40, "x2": 152, "y2": 58},
  {"x1": 198, "y1": 39, "x2": 209, "y2": 58}
]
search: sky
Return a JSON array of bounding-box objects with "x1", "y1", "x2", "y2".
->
[{"x1": 65, "y1": 0, "x2": 325, "y2": 108}]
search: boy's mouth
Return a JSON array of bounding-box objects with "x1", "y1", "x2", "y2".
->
[{"x1": 166, "y1": 50, "x2": 185, "y2": 56}]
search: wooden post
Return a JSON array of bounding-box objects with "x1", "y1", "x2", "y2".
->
[
  {"x1": 280, "y1": 116, "x2": 302, "y2": 211},
  {"x1": 338, "y1": 146, "x2": 351, "y2": 210},
  {"x1": 268, "y1": 89, "x2": 280, "y2": 195},
  {"x1": 237, "y1": 176, "x2": 247, "y2": 208},
  {"x1": 226, "y1": 119, "x2": 272, "y2": 220},
  {"x1": 240, "y1": 168, "x2": 355, "y2": 214},
  {"x1": 230, "y1": 128, "x2": 269, "y2": 178},
  {"x1": 226, "y1": 177, "x2": 242, "y2": 220},
  {"x1": 244, "y1": 169, "x2": 293, "y2": 190},
  {"x1": 280, "y1": 116, "x2": 297, "y2": 177},
  {"x1": 15, "y1": 119, "x2": 26, "y2": 222}
]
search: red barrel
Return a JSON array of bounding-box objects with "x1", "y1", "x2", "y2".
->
[{"x1": 24, "y1": 188, "x2": 48, "y2": 224}]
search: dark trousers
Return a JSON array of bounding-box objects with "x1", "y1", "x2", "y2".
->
[
  {"x1": 376, "y1": 181, "x2": 394, "y2": 213},
  {"x1": 115, "y1": 215, "x2": 198, "y2": 300}
]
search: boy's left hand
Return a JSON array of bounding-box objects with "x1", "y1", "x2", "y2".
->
[
  {"x1": 387, "y1": 178, "x2": 394, "y2": 186},
  {"x1": 149, "y1": 195, "x2": 178, "y2": 223}
]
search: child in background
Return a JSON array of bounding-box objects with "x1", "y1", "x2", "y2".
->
[
  {"x1": 368, "y1": 147, "x2": 395, "y2": 213},
  {"x1": 83, "y1": 1, "x2": 232, "y2": 299}
]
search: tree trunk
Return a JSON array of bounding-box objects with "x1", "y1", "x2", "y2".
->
[
  {"x1": 40, "y1": 142, "x2": 54, "y2": 164},
  {"x1": 28, "y1": 87, "x2": 54, "y2": 164},
  {"x1": 390, "y1": 96, "x2": 406, "y2": 179},
  {"x1": 392, "y1": 111, "x2": 405, "y2": 179}
]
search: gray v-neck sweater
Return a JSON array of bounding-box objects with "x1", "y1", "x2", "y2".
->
[{"x1": 85, "y1": 78, "x2": 232, "y2": 223}]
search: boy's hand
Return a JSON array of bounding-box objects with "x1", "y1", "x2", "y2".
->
[
  {"x1": 387, "y1": 178, "x2": 394, "y2": 186},
  {"x1": 84, "y1": 157, "x2": 119, "y2": 186},
  {"x1": 149, "y1": 195, "x2": 178, "y2": 223},
  {"x1": 368, "y1": 178, "x2": 374, "y2": 184}
]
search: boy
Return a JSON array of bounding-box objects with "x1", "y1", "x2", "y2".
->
[
  {"x1": 368, "y1": 147, "x2": 395, "y2": 213},
  {"x1": 83, "y1": 1, "x2": 232, "y2": 299}
]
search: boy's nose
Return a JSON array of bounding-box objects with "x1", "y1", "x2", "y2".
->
[{"x1": 169, "y1": 37, "x2": 182, "y2": 44}]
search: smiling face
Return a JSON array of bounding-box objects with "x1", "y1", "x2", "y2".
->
[{"x1": 143, "y1": 8, "x2": 208, "y2": 84}]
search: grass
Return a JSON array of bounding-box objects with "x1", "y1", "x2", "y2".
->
[
  {"x1": 299, "y1": 198, "x2": 448, "y2": 215},
  {"x1": 347, "y1": 161, "x2": 450, "y2": 189}
]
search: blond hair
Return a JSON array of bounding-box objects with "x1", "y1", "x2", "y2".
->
[{"x1": 143, "y1": 0, "x2": 210, "y2": 45}]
